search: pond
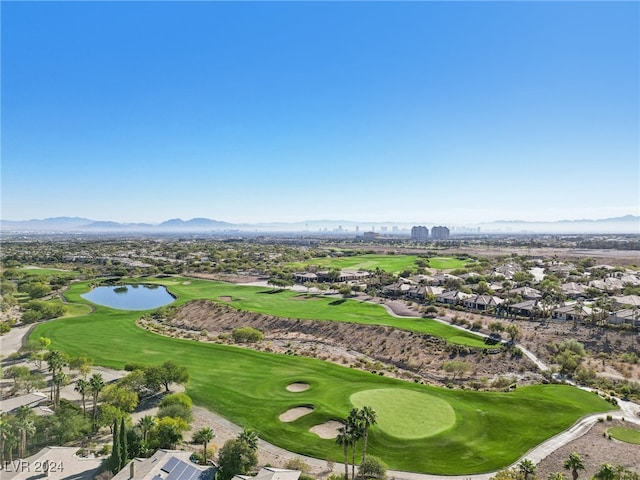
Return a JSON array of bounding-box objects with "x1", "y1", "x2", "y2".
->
[{"x1": 81, "y1": 284, "x2": 175, "y2": 310}]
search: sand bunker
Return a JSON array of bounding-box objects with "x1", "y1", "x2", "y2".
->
[
  {"x1": 287, "y1": 383, "x2": 310, "y2": 392},
  {"x1": 218, "y1": 296, "x2": 233, "y2": 302},
  {"x1": 310, "y1": 420, "x2": 343, "y2": 439},
  {"x1": 279, "y1": 406, "x2": 313, "y2": 422}
]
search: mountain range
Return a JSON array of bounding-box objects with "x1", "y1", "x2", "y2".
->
[{"x1": 0, "y1": 215, "x2": 638, "y2": 234}]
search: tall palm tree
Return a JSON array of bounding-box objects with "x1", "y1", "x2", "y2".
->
[
  {"x1": 358, "y1": 406, "x2": 377, "y2": 466},
  {"x1": 0, "y1": 414, "x2": 11, "y2": 464},
  {"x1": 46, "y1": 350, "x2": 67, "y2": 405},
  {"x1": 193, "y1": 427, "x2": 215, "y2": 464},
  {"x1": 75, "y1": 378, "x2": 90, "y2": 416},
  {"x1": 518, "y1": 459, "x2": 536, "y2": 480},
  {"x1": 137, "y1": 415, "x2": 156, "y2": 446},
  {"x1": 52, "y1": 371, "x2": 69, "y2": 409},
  {"x1": 346, "y1": 409, "x2": 363, "y2": 480},
  {"x1": 335, "y1": 425, "x2": 352, "y2": 480},
  {"x1": 15, "y1": 405, "x2": 36, "y2": 457},
  {"x1": 563, "y1": 452, "x2": 585, "y2": 480},
  {"x1": 89, "y1": 373, "x2": 105, "y2": 431}
]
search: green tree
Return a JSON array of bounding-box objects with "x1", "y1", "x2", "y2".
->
[
  {"x1": 137, "y1": 415, "x2": 156, "y2": 446},
  {"x1": 101, "y1": 384, "x2": 139, "y2": 413},
  {"x1": 336, "y1": 425, "x2": 352, "y2": 480},
  {"x1": 593, "y1": 464, "x2": 616, "y2": 480},
  {"x1": 346, "y1": 408, "x2": 364, "y2": 480},
  {"x1": 548, "y1": 474, "x2": 568, "y2": 480},
  {"x1": 358, "y1": 406, "x2": 377, "y2": 466},
  {"x1": 563, "y1": 452, "x2": 585, "y2": 480},
  {"x1": 119, "y1": 417, "x2": 128, "y2": 471},
  {"x1": 518, "y1": 459, "x2": 536, "y2": 480},
  {"x1": 216, "y1": 436, "x2": 258, "y2": 480},
  {"x1": 442, "y1": 360, "x2": 473, "y2": 381},
  {"x1": 89, "y1": 372, "x2": 105, "y2": 431},
  {"x1": 153, "y1": 416, "x2": 188, "y2": 449},
  {"x1": 193, "y1": 426, "x2": 215, "y2": 465},
  {"x1": 75, "y1": 378, "x2": 90, "y2": 416},
  {"x1": 158, "y1": 361, "x2": 189, "y2": 392},
  {"x1": 109, "y1": 418, "x2": 122, "y2": 474}
]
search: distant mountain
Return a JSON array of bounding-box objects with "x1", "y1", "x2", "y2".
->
[
  {"x1": 1, "y1": 215, "x2": 638, "y2": 234},
  {"x1": 158, "y1": 218, "x2": 234, "y2": 229},
  {"x1": 0, "y1": 217, "x2": 93, "y2": 231},
  {"x1": 485, "y1": 215, "x2": 639, "y2": 234}
]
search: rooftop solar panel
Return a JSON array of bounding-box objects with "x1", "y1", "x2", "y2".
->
[{"x1": 162, "y1": 457, "x2": 180, "y2": 473}]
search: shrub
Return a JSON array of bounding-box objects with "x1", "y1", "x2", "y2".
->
[
  {"x1": 359, "y1": 455, "x2": 388, "y2": 480},
  {"x1": 284, "y1": 458, "x2": 311, "y2": 474},
  {"x1": 232, "y1": 327, "x2": 264, "y2": 343}
]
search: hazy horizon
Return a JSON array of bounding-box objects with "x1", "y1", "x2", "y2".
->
[{"x1": 2, "y1": 2, "x2": 638, "y2": 225}]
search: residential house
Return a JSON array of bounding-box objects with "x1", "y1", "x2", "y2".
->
[
  {"x1": 552, "y1": 304, "x2": 592, "y2": 322},
  {"x1": 112, "y1": 449, "x2": 215, "y2": 480},
  {"x1": 561, "y1": 282, "x2": 588, "y2": 298},
  {"x1": 234, "y1": 467, "x2": 301, "y2": 480},
  {"x1": 509, "y1": 299, "x2": 538, "y2": 317},
  {"x1": 508, "y1": 287, "x2": 542, "y2": 300},
  {"x1": 607, "y1": 309, "x2": 640, "y2": 327},
  {"x1": 463, "y1": 295, "x2": 504, "y2": 311},
  {"x1": 612, "y1": 294, "x2": 640, "y2": 308},
  {"x1": 436, "y1": 290, "x2": 474, "y2": 305}
]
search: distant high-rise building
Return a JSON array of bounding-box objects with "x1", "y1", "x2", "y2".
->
[
  {"x1": 411, "y1": 225, "x2": 429, "y2": 242},
  {"x1": 431, "y1": 226, "x2": 450, "y2": 240}
]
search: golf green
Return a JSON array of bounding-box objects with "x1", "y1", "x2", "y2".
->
[
  {"x1": 607, "y1": 427, "x2": 640, "y2": 444},
  {"x1": 351, "y1": 389, "x2": 456, "y2": 439}
]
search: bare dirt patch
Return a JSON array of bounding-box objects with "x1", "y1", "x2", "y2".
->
[
  {"x1": 536, "y1": 419, "x2": 640, "y2": 476},
  {"x1": 287, "y1": 383, "x2": 310, "y2": 392},
  {"x1": 310, "y1": 420, "x2": 343, "y2": 439},
  {"x1": 279, "y1": 406, "x2": 314, "y2": 422}
]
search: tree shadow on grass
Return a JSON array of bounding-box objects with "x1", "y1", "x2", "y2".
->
[
  {"x1": 258, "y1": 289, "x2": 286, "y2": 294},
  {"x1": 328, "y1": 299, "x2": 347, "y2": 306}
]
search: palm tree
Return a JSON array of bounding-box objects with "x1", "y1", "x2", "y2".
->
[
  {"x1": 137, "y1": 415, "x2": 156, "y2": 445},
  {"x1": 593, "y1": 464, "x2": 616, "y2": 480},
  {"x1": 0, "y1": 414, "x2": 11, "y2": 464},
  {"x1": 75, "y1": 378, "x2": 90, "y2": 416},
  {"x1": 346, "y1": 409, "x2": 363, "y2": 480},
  {"x1": 563, "y1": 452, "x2": 585, "y2": 480},
  {"x1": 335, "y1": 425, "x2": 352, "y2": 480},
  {"x1": 548, "y1": 473, "x2": 568, "y2": 480},
  {"x1": 89, "y1": 373, "x2": 105, "y2": 431},
  {"x1": 238, "y1": 428, "x2": 258, "y2": 451},
  {"x1": 518, "y1": 459, "x2": 536, "y2": 480},
  {"x1": 358, "y1": 406, "x2": 377, "y2": 466},
  {"x1": 192, "y1": 427, "x2": 215, "y2": 464},
  {"x1": 15, "y1": 406, "x2": 36, "y2": 458},
  {"x1": 46, "y1": 350, "x2": 67, "y2": 405}
]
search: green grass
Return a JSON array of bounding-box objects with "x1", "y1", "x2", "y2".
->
[
  {"x1": 27, "y1": 278, "x2": 615, "y2": 474},
  {"x1": 286, "y1": 254, "x2": 421, "y2": 274},
  {"x1": 119, "y1": 277, "x2": 486, "y2": 347},
  {"x1": 286, "y1": 254, "x2": 472, "y2": 273},
  {"x1": 607, "y1": 427, "x2": 640, "y2": 444},
  {"x1": 350, "y1": 389, "x2": 456, "y2": 439},
  {"x1": 20, "y1": 267, "x2": 77, "y2": 277},
  {"x1": 428, "y1": 257, "x2": 470, "y2": 270}
]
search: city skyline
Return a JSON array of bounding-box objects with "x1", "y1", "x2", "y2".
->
[{"x1": 2, "y1": 2, "x2": 639, "y2": 225}]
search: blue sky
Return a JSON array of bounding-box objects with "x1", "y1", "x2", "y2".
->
[{"x1": 2, "y1": 1, "x2": 638, "y2": 225}]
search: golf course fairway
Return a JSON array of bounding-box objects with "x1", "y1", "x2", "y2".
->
[{"x1": 28, "y1": 278, "x2": 616, "y2": 474}]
